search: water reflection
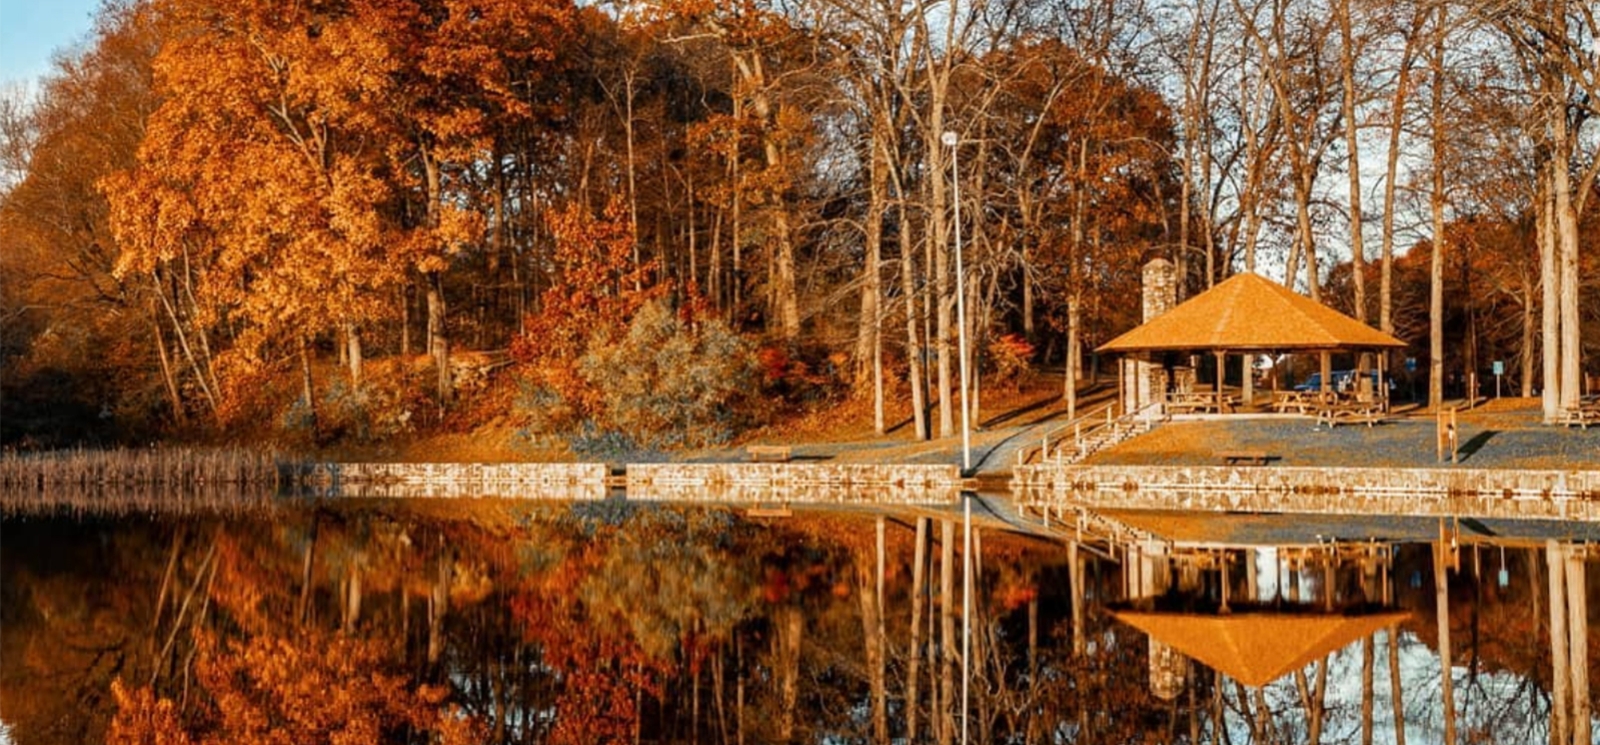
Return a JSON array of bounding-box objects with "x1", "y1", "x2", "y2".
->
[{"x1": 1, "y1": 495, "x2": 1595, "y2": 744}]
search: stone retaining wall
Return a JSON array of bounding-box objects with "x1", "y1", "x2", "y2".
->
[
  {"x1": 292, "y1": 462, "x2": 609, "y2": 500},
  {"x1": 1013, "y1": 464, "x2": 1600, "y2": 498},
  {"x1": 1013, "y1": 464, "x2": 1600, "y2": 521},
  {"x1": 626, "y1": 463, "x2": 963, "y2": 506},
  {"x1": 286, "y1": 462, "x2": 963, "y2": 505}
]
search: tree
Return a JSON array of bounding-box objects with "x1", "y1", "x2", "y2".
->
[
  {"x1": 0, "y1": 2, "x2": 168, "y2": 443},
  {"x1": 1476, "y1": 0, "x2": 1599, "y2": 418}
]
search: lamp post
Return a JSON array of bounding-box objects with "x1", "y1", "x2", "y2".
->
[
  {"x1": 942, "y1": 130, "x2": 972, "y2": 475},
  {"x1": 944, "y1": 129, "x2": 973, "y2": 745}
]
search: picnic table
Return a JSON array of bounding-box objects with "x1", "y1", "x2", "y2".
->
[
  {"x1": 1271, "y1": 391, "x2": 1315, "y2": 414},
  {"x1": 746, "y1": 445, "x2": 793, "y2": 462},
  {"x1": 1166, "y1": 391, "x2": 1237, "y2": 414},
  {"x1": 1218, "y1": 450, "x2": 1272, "y2": 465},
  {"x1": 1557, "y1": 399, "x2": 1600, "y2": 429},
  {"x1": 1313, "y1": 401, "x2": 1385, "y2": 428}
]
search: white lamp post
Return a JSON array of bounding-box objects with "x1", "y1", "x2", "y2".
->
[
  {"x1": 944, "y1": 129, "x2": 973, "y2": 745},
  {"x1": 942, "y1": 130, "x2": 972, "y2": 475}
]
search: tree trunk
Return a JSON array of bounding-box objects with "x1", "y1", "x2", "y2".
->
[
  {"x1": 427, "y1": 274, "x2": 451, "y2": 406},
  {"x1": 1427, "y1": 7, "x2": 1447, "y2": 411},
  {"x1": 900, "y1": 194, "x2": 929, "y2": 441},
  {"x1": 1522, "y1": 273, "x2": 1536, "y2": 397},
  {"x1": 299, "y1": 335, "x2": 318, "y2": 437},
  {"x1": 150, "y1": 306, "x2": 185, "y2": 424},
  {"x1": 856, "y1": 132, "x2": 886, "y2": 426},
  {"x1": 344, "y1": 322, "x2": 362, "y2": 386},
  {"x1": 1540, "y1": 168, "x2": 1561, "y2": 420},
  {"x1": 152, "y1": 271, "x2": 219, "y2": 416},
  {"x1": 1379, "y1": 10, "x2": 1420, "y2": 335},
  {"x1": 1339, "y1": 0, "x2": 1367, "y2": 322},
  {"x1": 1531, "y1": 0, "x2": 1585, "y2": 415},
  {"x1": 930, "y1": 123, "x2": 954, "y2": 440}
]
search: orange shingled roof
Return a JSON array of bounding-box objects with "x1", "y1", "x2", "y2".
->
[
  {"x1": 1096, "y1": 272, "x2": 1405, "y2": 353},
  {"x1": 1113, "y1": 609, "x2": 1412, "y2": 688}
]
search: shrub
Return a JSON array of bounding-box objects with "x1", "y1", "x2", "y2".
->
[
  {"x1": 986, "y1": 333, "x2": 1036, "y2": 392},
  {"x1": 578, "y1": 299, "x2": 761, "y2": 448},
  {"x1": 755, "y1": 343, "x2": 848, "y2": 407}
]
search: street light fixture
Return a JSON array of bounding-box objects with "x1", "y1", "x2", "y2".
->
[{"x1": 942, "y1": 131, "x2": 972, "y2": 476}]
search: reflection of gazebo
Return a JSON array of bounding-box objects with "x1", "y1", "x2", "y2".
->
[
  {"x1": 1113, "y1": 608, "x2": 1411, "y2": 688},
  {"x1": 1097, "y1": 269, "x2": 1406, "y2": 413}
]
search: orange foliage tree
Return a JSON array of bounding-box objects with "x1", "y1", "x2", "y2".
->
[
  {"x1": 103, "y1": 0, "x2": 575, "y2": 429},
  {"x1": 104, "y1": 0, "x2": 425, "y2": 427},
  {"x1": 511, "y1": 199, "x2": 666, "y2": 431}
]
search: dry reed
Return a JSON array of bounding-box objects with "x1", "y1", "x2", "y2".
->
[{"x1": 0, "y1": 447, "x2": 289, "y2": 516}]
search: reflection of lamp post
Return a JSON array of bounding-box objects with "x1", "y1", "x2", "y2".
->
[{"x1": 942, "y1": 130, "x2": 971, "y2": 475}]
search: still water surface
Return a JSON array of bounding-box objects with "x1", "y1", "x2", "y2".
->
[{"x1": 1, "y1": 493, "x2": 1595, "y2": 744}]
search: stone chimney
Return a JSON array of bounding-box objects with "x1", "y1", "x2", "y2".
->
[
  {"x1": 1124, "y1": 257, "x2": 1177, "y2": 416},
  {"x1": 1142, "y1": 258, "x2": 1177, "y2": 322}
]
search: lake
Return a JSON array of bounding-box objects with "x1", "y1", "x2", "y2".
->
[{"x1": 1, "y1": 486, "x2": 1595, "y2": 744}]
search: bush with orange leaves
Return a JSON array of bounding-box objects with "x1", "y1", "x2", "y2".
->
[{"x1": 986, "y1": 333, "x2": 1037, "y2": 392}]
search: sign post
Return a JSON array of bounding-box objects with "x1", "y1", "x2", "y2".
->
[
  {"x1": 1493, "y1": 360, "x2": 1504, "y2": 399},
  {"x1": 1436, "y1": 407, "x2": 1458, "y2": 463}
]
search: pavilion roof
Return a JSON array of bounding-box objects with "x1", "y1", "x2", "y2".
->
[{"x1": 1096, "y1": 272, "x2": 1405, "y2": 354}]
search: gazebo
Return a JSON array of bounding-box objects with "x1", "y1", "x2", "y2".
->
[{"x1": 1097, "y1": 267, "x2": 1406, "y2": 415}]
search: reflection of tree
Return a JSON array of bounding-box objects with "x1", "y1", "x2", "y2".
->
[
  {"x1": 108, "y1": 630, "x2": 478, "y2": 745},
  {"x1": 24, "y1": 505, "x2": 1593, "y2": 744},
  {"x1": 578, "y1": 509, "x2": 754, "y2": 661}
]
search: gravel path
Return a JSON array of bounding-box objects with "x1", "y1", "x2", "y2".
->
[{"x1": 1089, "y1": 400, "x2": 1600, "y2": 471}]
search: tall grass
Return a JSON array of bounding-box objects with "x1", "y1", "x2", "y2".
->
[{"x1": 0, "y1": 447, "x2": 286, "y2": 516}]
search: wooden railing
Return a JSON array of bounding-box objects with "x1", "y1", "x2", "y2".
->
[{"x1": 1017, "y1": 400, "x2": 1152, "y2": 466}]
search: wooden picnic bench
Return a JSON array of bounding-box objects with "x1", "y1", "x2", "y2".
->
[
  {"x1": 1314, "y1": 403, "x2": 1385, "y2": 428},
  {"x1": 1556, "y1": 405, "x2": 1600, "y2": 429},
  {"x1": 745, "y1": 504, "x2": 793, "y2": 518},
  {"x1": 1167, "y1": 391, "x2": 1237, "y2": 415},
  {"x1": 1218, "y1": 450, "x2": 1271, "y2": 466},
  {"x1": 746, "y1": 445, "x2": 793, "y2": 462},
  {"x1": 1271, "y1": 391, "x2": 1313, "y2": 414}
]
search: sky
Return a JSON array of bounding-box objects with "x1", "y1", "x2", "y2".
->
[{"x1": 0, "y1": 0, "x2": 104, "y2": 89}]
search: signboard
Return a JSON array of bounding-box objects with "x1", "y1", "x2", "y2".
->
[{"x1": 1492, "y1": 360, "x2": 1504, "y2": 376}]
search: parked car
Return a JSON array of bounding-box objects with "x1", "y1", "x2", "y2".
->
[{"x1": 1294, "y1": 370, "x2": 1392, "y2": 394}]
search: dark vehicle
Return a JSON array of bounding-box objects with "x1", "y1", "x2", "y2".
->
[{"x1": 1294, "y1": 370, "x2": 1392, "y2": 394}]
